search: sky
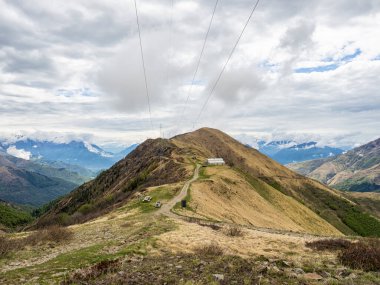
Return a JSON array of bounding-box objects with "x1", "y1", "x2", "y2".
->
[{"x1": 0, "y1": 0, "x2": 379, "y2": 149}]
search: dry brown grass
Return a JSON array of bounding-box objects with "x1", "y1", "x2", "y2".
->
[
  {"x1": 0, "y1": 226, "x2": 73, "y2": 258},
  {"x1": 26, "y1": 226, "x2": 73, "y2": 245},
  {"x1": 189, "y1": 167, "x2": 342, "y2": 236},
  {"x1": 0, "y1": 236, "x2": 22, "y2": 257}
]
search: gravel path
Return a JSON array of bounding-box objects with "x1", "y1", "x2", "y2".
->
[{"x1": 156, "y1": 164, "x2": 200, "y2": 218}]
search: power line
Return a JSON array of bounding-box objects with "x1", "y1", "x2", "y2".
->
[
  {"x1": 165, "y1": 0, "x2": 175, "y2": 86},
  {"x1": 179, "y1": 0, "x2": 220, "y2": 124},
  {"x1": 134, "y1": 0, "x2": 153, "y2": 129},
  {"x1": 194, "y1": 0, "x2": 261, "y2": 125}
]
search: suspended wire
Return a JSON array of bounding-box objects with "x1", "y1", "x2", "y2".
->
[
  {"x1": 165, "y1": 0, "x2": 175, "y2": 85},
  {"x1": 134, "y1": 0, "x2": 153, "y2": 129},
  {"x1": 163, "y1": 0, "x2": 175, "y2": 138},
  {"x1": 194, "y1": 0, "x2": 261, "y2": 125},
  {"x1": 179, "y1": 0, "x2": 220, "y2": 124}
]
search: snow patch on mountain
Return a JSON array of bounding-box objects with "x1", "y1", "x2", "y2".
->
[{"x1": 83, "y1": 142, "x2": 113, "y2": 157}]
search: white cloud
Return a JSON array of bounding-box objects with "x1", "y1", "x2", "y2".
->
[{"x1": 6, "y1": 146, "x2": 31, "y2": 160}]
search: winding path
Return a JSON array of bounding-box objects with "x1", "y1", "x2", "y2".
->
[{"x1": 157, "y1": 164, "x2": 200, "y2": 217}]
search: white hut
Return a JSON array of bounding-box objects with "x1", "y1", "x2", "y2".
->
[{"x1": 206, "y1": 158, "x2": 225, "y2": 166}]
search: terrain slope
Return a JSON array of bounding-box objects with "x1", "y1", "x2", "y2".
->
[
  {"x1": 0, "y1": 154, "x2": 78, "y2": 206},
  {"x1": 288, "y1": 138, "x2": 380, "y2": 192},
  {"x1": 35, "y1": 128, "x2": 380, "y2": 237}
]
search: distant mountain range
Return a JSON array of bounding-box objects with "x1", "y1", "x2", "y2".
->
[
  {"x1": 288, "y1": 138, "x2": 380, "y2": 192},
  {"x1": 236, "y1": 137, "x2": 345, "y2": 164},
  {"x1": 0, "y1": 139, "x2": 138, "y2": 171},
  {"x1": 0, "y1": 138, "x2": 138, "y2": 207}
]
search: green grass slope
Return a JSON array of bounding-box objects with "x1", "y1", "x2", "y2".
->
[{"x1": 0, "y1": 201, "x2": 33, "y2": 230}]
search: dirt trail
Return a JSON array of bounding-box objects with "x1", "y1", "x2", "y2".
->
[{"x1": 156, "y1": 164, "x2": 200, "y2": 218}]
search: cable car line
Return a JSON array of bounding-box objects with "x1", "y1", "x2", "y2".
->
[
  {"x1": 179, "y1": 0, "x2": 220, "y2": 125},
  {"x1": 134, "y1": 0, "x2": 153, "y2": 130}
]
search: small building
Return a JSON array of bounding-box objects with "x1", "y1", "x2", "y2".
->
[
  {"x1": 206, "y1": 158, "x2": 225, "y2": 166},
  {"x1": 143, "y1": 196, "x2": 152, "y2": 202}
]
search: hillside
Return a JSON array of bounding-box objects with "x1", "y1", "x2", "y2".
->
[
  {"x1": 0, "y1": 200, "x2": 33, "y2": 230},
  {"x1": 0, "y1": 154, "x2": 78, "y2": 207},
  {"x1": 288, "y1": 138, "x2": 380, "y2": 192},
  {"x1": 346, "y1": 192, "x2": 380, "y2": 219},
  {"x1": 34, "y1": 138, "x2": 192, "y2": 227},
  {"x1": 35, "y1": 128, "x2": 380, "y2": 237}
]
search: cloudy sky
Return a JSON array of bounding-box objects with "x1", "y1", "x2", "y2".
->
[{"x1": 0, "y1": 0, "x2": 379, "y2": 148}]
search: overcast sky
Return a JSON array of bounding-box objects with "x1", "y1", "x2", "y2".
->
[{"x1": 0, "y1": 0, "x2": 379, "y2": 148}]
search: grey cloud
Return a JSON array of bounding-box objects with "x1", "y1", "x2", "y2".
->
[
  {"x1": 2, "y1": 48, "x2": 55, "y2": 74},
  {"x1": 0, "y1": 0, "x2": 379, "y2": 147}
]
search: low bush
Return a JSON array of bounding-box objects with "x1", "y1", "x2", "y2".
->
[
  {"x1": 0, "y1": 236, "x2": 22, "y2": 258},
  {"x1": 28, "y1": 226, "x2": 73, "y2": 244},
  {"x1": 194, "y1": 243, "x2": 224, "y2": 257},
  {"x1": 0, "y1": 226, "x2": 73, "y2": 258},
  {"x1": 338, "y1": 240, "x2": 380, "y2": 271},
  {"x1": 62, "y1": 259, "x2": 121, "y2": 284},
  {"x1": 226, "y1": 226, "x2": 243, "y2": 237},
  {"x1": 305, "y1": 238, "x2": 352, "y2": 251},
  {"x1": 185, "y1": 217, "x2": 222, "y2": 231}
]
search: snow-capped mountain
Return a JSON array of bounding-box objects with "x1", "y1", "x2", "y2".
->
[
  {"x1": 270, "y1": 142, "x2": 344, "y2": 164},
  {"x1": 258, "y1": 140, "x2": 298, "y2": 157},
  {"x1": 236, "y1": 136, "x2": 345, "y2": 165},
  {"x1": 0, "y1": 139, "x2": 138, "y2": 171}
]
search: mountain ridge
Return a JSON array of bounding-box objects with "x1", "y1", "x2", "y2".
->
[
  {"x1": 0, "y1": 138, "x2": 138, "y2": 171},
  {"x1": 288, "y1": 137, "x2": 380, "y2": 192},
  {"x1": 34, "y1": 128, "x2": 380, "y2": 237}
]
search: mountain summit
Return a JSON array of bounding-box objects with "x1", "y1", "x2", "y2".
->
[{"x1": 35, "y1": 128, "x2": 380, "y2": 237}]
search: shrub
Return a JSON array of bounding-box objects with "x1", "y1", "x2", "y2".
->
[
  {"x1": 1, "y1": 226, "x2": 73, "y2": 258},
  {"x1": 0, "y1": 236, "x2": 22, "y2": 258},
  {"x1": 305, "y1": 239, "x2": 352, "y2": 251},
  {"x1": 338, "y1": 240, "x2": 380, "y2": 271},
  {"x1": 62, "y1": 259, "x2": 121, "y2": 284},
  {"x1": 226, "y1": 226, "x2": 243, "y2": 237},
  {"x1": 78, "y1": 203, "x2": 93, "y2": 215},
  {"x1": 194, "y1": 243, "x2": 224, "y2": 257},
  {"x1": 26, "y1": 226, "x2": 73, "y2": 245}
]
